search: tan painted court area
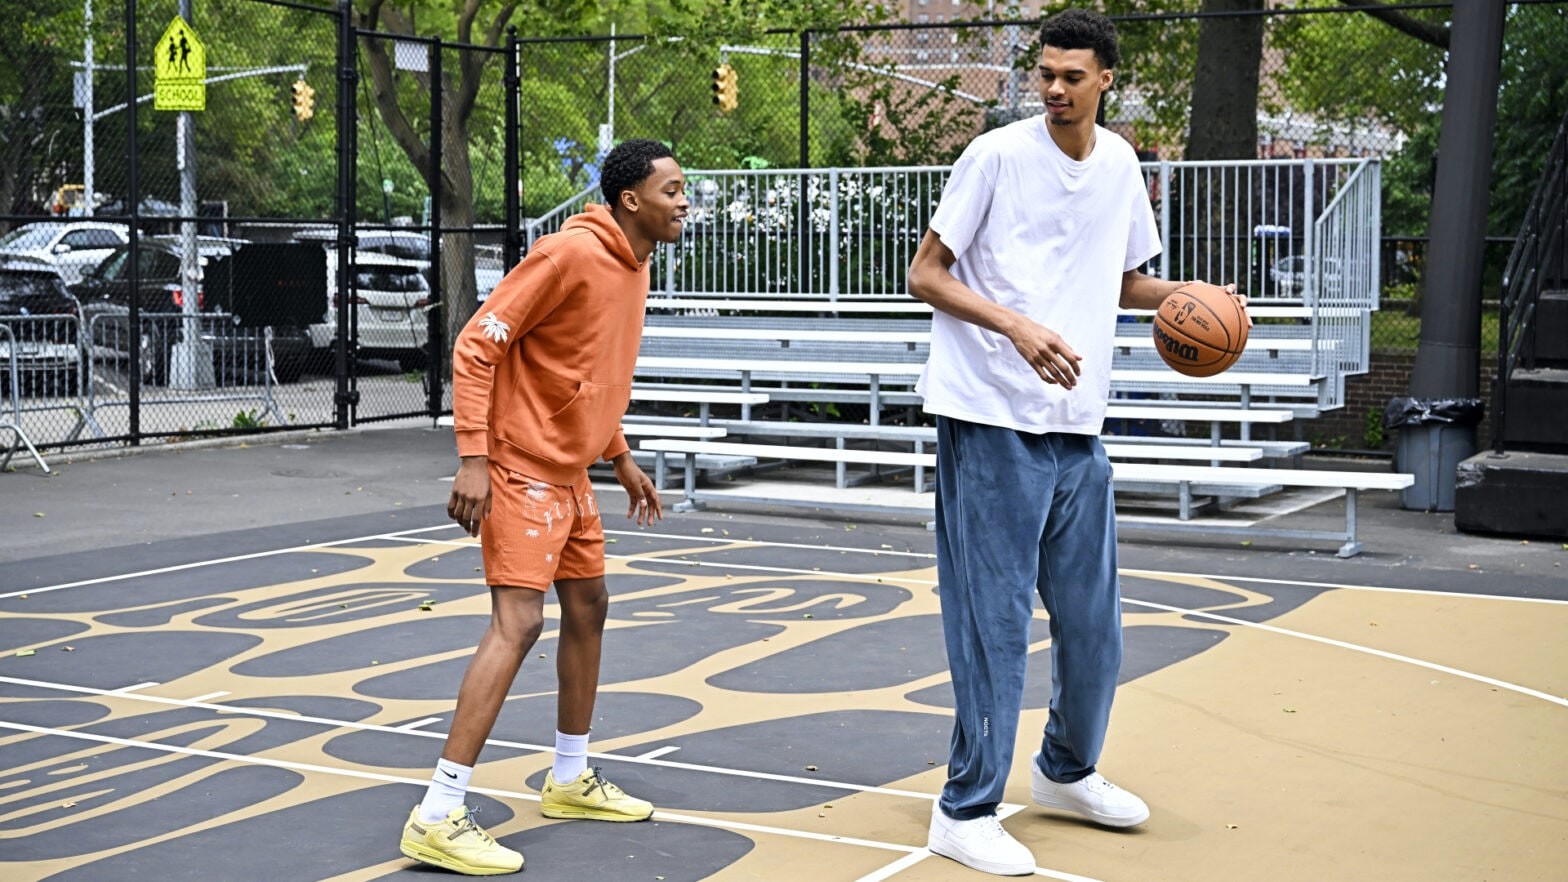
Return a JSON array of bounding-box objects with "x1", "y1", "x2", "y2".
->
[{"x1": 1, "y1": 429, "x2": 1564, "y2": 881}]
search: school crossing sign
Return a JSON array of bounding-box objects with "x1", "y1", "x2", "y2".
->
[{"x1": 153, "y1": 16, "x2": 206, "y2": 111}]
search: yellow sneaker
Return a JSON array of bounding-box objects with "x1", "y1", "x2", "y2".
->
[
  {"x1": 539, "y1": 766, "x2": 654, "y2": 822},
  {"x1": 400, "y1": 805, "x2": 524, "y2": 876}
]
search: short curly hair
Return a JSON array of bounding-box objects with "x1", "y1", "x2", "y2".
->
[
  {"x1": 600, "y1": 139, "x2": 675, "y2": 207},
  {"x1": 1039, "y1": 8, "x2": 1121, "y2": 71}
]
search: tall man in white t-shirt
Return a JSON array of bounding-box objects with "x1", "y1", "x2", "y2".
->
[{"x1": 908, "y1": 10, "x2": 1237, "y2": 876}]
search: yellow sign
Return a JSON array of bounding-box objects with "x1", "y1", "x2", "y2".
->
[{"x1": 153, "y1": 16, "x2": 206, "y2": 112}]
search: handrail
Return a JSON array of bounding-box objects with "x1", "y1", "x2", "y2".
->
[{"x1": 1493, "y1": 108, "x2": 1568, "y2": 454}]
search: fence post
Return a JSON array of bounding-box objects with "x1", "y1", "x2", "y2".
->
[
  {"x1": 1303, "y1": 157, "x2": 1318, "y2": 375},
  {"x1": 126, "y1": 0, "x2": 141, "y2": 443},
  {"x1": 828, "y1": 167, "x2": 840, "y2": 301},
  {"x1": 427, "y1": 38, "x2": 445, "y2": 420},
  {"x1": 799, "y1": 30, "x2": 810, "y2": 169},
  {"x1": 503, "y1": 27, "x2": 520, "y2": 272},
  {"x1": 334, "y1": 0, "x2": 358, "y2": 430}
]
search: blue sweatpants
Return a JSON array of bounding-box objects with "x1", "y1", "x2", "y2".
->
[{"x1": 933, "y1": 415, "x2": 1123, "y2": 820}]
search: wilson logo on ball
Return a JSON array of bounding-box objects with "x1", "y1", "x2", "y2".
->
[{"x1": 1153, "y1": 323, "x2": 1199, "y2": 363}]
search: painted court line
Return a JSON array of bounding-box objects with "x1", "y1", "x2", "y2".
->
[
  {"x1": 395, "y1": 717, "x2": 444, "y2": 732},
  {"x1": 1124, "y1": 598, "x2": 1568, "y2": 708},
  {"x1": 0, "y1": 720, "x2": 1099, "y2": 881},
  {"x1": 109, "y1": 681, "x2": 159, "y2": 694},
  {"x1": 636, "y1": 745, "x2": 681, "y2": 760},
  {"x1": 186, "y1": 691, "x2": 229, "y2": 703},
  {"x1": 9, "y1": 517, "x2": 1558, "y2": 608},
  {"x1": 0, "y1": 675, "x2": 952, "y2": 804},
  {"x1": 0, "y1": 523, "x2": 459, "y2": 601},
  {"x1": 1118, "y1": 567, "x2": 1568, "y2": 606}
]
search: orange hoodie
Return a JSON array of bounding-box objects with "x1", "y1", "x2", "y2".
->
[{"x1": 451, "y1": 204, "x2": 648, "y2": 484}]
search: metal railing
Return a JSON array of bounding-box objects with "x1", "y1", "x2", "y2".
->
[
  {"x1": 1493, "y1": 109, "x2": 1568, "y2": 454},
  {"x1": 526, "y1": 159, "x2": 1379, "y2": 305},
  {"x1": 0, "y1": 324, "x2": 52, "y2": 472}
]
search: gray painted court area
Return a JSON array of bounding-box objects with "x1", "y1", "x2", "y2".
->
[{"x1": 1, "y1": 427, "x2": 1565, "y2": 881}]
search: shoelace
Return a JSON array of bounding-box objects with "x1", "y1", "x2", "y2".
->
[
  {"x1": 451, "y1": 806, "x2": 496, "y2": 844},
  {"x1": 581, "y1": 766, "x2": 622, "y2": 799},
  {"x1": 1080, "y1": 774, "x2": 1117, "y2": 794},
  {"x1": 974, "y1": 814, "x2": 1010, "y2": 841}
]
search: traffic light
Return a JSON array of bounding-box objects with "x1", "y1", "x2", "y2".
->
[
  {"x1": 291, "y1": 78, "x2": 316, "y2": 122},
  {"x1": 710, "y1": 63, "x2": 738, "y2": 113}
]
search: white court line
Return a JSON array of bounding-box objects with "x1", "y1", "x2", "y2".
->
[
  {"x1": 395, "y1": 717, "x2": 443, "y2": 731},
  {"x1": 604, "y1": 528, "x2": 939, "y2": 561},
  {"x1": 0, "y1": 675, "x2": 957, "y2": 804},
  {"x1": 636, "y1": 745, "x2": 681, "y2": 760},
  {"x1": 1118, "y1": 567, "x2": 1568, "y2": 606},
  {"x1": 11, "y1": 518, "x2": 1560, "y2": 608},
  {"x1": 0, "y1": 720, "x2": 1099, "y2": 881},
  {"x1": 855, "y1": 851, "x2": 933, "y2": 882},
  {"x1": 1123, "y1": 598, "x2": 1568, "y2": 708},
  {"x1": 0, "y1": 523, "x2": 461, "y2": 600},
  {"x1": 186, "y1": 691, "x2": 229, "y2": 704},
  {"x1": 109, "y1": 682, "x2": 159, "y2": 693},
  {"x1": 368, "y1": 538, "x2": 1568, "y2": 709}
]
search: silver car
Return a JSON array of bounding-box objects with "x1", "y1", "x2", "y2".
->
[{"x1": 0, "y1": 221, "x2": 130, "y2": 285}]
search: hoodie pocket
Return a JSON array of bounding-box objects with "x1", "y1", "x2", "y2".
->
[{"x1": 543, "y1": 380, "x2": 631, "y2": 457}]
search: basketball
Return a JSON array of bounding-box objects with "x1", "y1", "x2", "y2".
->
[{"x1": 1152, "y1": 282, "x2": 1249, "y2": 377}]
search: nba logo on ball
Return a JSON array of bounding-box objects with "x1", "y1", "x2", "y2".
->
[{"x1": 1152, "y1": 282, "x2": 1249, "y2": 377}]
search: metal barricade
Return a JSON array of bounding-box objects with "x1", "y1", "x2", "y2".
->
[
  {"x1": 0, "y1": 312, "x2": 92, "y2": 469},
  {"x1": 74, "y1": 311, "x2": 288, "y2": 441},
  {"x1": 0, "y1": 323, "x2": 51, "y2": 472}
]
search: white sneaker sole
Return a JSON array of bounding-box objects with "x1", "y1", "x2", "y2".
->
[
  {"x1": 927, "y1": 835, "x2": 1036, "y2": 876},
  {"x1": 1031, "y1": 784, "x2": 1150, "y2": 828}
]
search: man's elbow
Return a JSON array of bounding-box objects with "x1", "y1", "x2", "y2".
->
[{"x1": 908, "y1": 258, "x2": 938, "y2": 303}]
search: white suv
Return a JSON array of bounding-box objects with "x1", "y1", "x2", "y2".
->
[
  {"x1": 0, "y1": 221, "x2": 130, "y2": 285},
  {"x1": 308, "y1": 250, "x2": 432, "y2": 370}
]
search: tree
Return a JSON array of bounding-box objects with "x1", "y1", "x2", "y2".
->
[
  {"x1": 0, "y1": 0, "x2": 84, "y2": 222},
  {"x1": 355, "y1": 0, "x2": 599, "y2": 372}
]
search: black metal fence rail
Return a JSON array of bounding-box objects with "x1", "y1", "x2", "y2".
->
[{"x1": 1493, "y1": 108, "x2": 1568, "y2": 453}]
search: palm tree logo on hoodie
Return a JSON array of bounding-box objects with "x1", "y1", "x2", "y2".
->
[{"x1": 479, "y1": 312, "x2": 510, "y2": 343}]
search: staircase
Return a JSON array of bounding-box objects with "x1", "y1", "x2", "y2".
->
[{"x1": 1455, "y1": 109, "x2": 1568, "y2": 538}]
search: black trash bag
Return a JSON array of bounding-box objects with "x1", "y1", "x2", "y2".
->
[{"x1": 1383, "y1": 397, "x2": 1485, "y2": 429}]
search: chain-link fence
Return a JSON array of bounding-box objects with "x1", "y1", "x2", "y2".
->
[
  {"x1": 3, "y1": 2, "x2": 1564, "y2": 461},
  {"x1": 2, "y1": 0, "x2": 349, "y2": 458}
]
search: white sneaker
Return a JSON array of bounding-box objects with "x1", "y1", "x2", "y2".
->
[
  {"x1": 1031, "y1": 758, "x2": 1149, "y2": 827},
  {"x1": 927, "y1": 801, "x2": 1035, "y2": 876}
]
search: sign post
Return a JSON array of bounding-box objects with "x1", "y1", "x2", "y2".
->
[{"x1": 155, "y1": 11, "x2": 212, "y2": 389}]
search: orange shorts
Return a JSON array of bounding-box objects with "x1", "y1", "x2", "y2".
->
[{"x1": 478, "y1": 464, "x2": 604, "y2": 590}]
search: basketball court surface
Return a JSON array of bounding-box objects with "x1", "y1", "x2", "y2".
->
[{"x1": 1, "y1": 428, "x2": 1564, "y2": 881}]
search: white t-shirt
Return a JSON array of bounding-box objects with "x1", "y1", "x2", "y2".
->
[{"x1": 917, "y1": 116, "x2": 1161, "y2": 435}]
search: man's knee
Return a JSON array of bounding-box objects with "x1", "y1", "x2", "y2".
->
[
  {"x1": 554, "y1": 577, "x2": 609, "y2": 629},
  {"x1": 489, "y1": 587, "x2": 546, "y2": 646}
]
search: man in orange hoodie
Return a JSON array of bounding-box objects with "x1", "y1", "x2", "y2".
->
[{"x1": 399, "y1": 139, "x2": 688, "y2": 876}]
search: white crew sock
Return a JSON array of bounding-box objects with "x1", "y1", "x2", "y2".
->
[
  {"x1": 553, "y1": 730, "x2": 589, "y2": 782},
  {"x1": 418, "y1": 758, "x2": 473, "y2": 824}
]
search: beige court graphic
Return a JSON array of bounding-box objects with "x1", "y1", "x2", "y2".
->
[{"x1": 1, "y1": 520, "x2": 1564, "y2": 881}]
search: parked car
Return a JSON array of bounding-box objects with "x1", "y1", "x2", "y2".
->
[
  {"x1": 73, "y1": 237, "x2": 313, "y2": 385},
  {"x1": 294, "y1": 227, "x2": 504, "y2": 302},
  {"x1": 1269, "y1": 256, "x2": 1363, "y2": 301},
  {"x1": 310, "y1": 250, "x2": 434, "y2": 370},
  {"x1": 0, "y1": 257, "x2": 82, "y2": 397},
  {"x1": 0, "y1": 221, "x2": 130, "y2": 285}
]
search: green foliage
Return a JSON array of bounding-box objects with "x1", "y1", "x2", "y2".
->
[
  {"x1": 1363, "y1": 407, "x2": 1385, "y2": 450},
  {"x1": 232, "y1": 408, "x2": 265, "y2": 429},
  {"x1": 1489, "y1": 3, "x2": 1568, "y2": 237}
]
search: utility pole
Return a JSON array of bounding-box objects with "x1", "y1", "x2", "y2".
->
[{"x1": 168, "y1": 0, "x2": 213, "y2": 389}]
